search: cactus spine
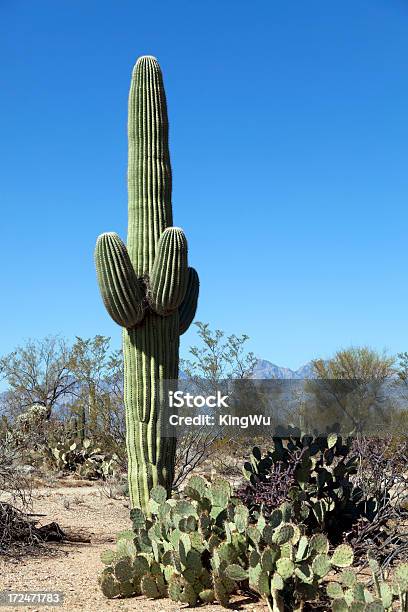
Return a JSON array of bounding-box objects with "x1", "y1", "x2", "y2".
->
[{"x1": 95, "y1": 56, "x2": 199, "y2": 511}]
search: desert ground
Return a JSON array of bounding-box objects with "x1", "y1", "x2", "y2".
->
[{"x1": 0, "y1": 480, "x2": 267, "y2": 612}]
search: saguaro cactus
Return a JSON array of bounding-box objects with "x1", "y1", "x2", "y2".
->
[{"x1": 94, "y1": 56, "x2": 199, "y2": 511}]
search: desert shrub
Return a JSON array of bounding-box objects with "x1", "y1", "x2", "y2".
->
[
  {"x1": 0, "y1": 435, "x2": 30, "y2": 506},
  {"x1": 348, "y1": 436, "x2": 408, "y2": 566},
  {"x1": 173, "y1": 428, "x2": 226, "y2": 490},
  {"x1": 4, "y1": 405, "x2": 121, "y2": 480},
  {"x1": 6, "y1": 404, "x2": 72, "y2": 460},
  {"x1": 0, "y1": 434, "x2": 40, "y2": 551},
  {"x1": 237, "y1": 444, "x2": 302, "y2": 514},
  {"x1": 6, "y1": 403, "x2": 55, "y2": 449},
  {"x1": 14, "y1": 403, "x2": 48, "y2": 430}
]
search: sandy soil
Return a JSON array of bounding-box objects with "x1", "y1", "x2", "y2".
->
[{"x1": 0, "y1": 482, "x2": 267, "y2": 612}]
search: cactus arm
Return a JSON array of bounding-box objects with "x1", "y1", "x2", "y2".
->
[
  {"x1": 148, "y1": 227, "x2": 188, "y2": 315},
  {"x1": 95, "y1": 232, "x2": 145, "y2": 328},
  {"x1": 179, "y1": 267, "x2": 200, "y2": 335}
]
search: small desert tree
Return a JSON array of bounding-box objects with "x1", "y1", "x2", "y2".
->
[
  {"x1": 0, "y1": 336, "x2": 75, "y2": 420},
  {"x1": 68, "y1": 337, "x2": 126, "y2": 460},
  {"x1": 305, "y1": 347, "x2": 396, "y2": 435},
  {"x1": 69, "y1": 335, "x2": 111, "y2": 438}
]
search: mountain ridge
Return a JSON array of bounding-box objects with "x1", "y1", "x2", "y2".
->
[{"x1": 251, "y1": 359, "x2": 315, "y2": 379}]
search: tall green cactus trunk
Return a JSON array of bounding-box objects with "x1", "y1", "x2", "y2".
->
[{"x1": 94, "y1": 56, "x2": 199, "y2": 512}]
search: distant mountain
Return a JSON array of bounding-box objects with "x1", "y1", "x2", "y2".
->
[
  {"x1": 251, "y1": 359, "x2": 315, "y2": 380},
  {"x1": 180, "y1": 359, "x2": 316, "y2": 381}
]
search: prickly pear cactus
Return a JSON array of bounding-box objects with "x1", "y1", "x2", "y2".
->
[
  {"x1": 239, "y1": 430, "x2": 378, "y2": 546},
  {"x1": 249, "y1": 516, "x2": 354, "y2": 609},
  {"x1": 328, "y1": 557, "x2": 408, "y2": 611},
  {"x1": 95, "y1": 56, "x2": 199, "y2": 511},
  {"x1": 98, "y1": 475, "x2": 363, "y2": 608}
]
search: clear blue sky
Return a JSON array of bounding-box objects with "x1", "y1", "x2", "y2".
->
[{"x1": 1, "y1": 0, "x2": 407, "y2": 369}]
